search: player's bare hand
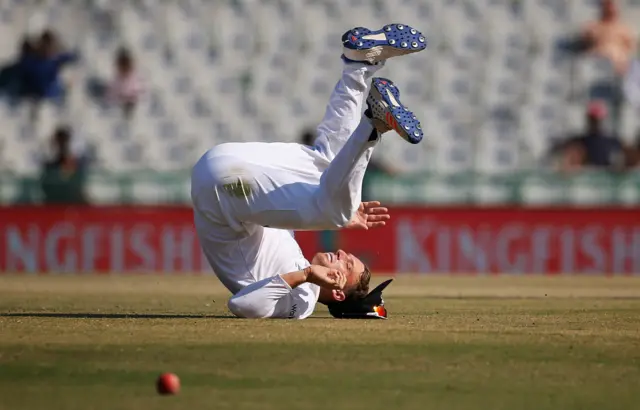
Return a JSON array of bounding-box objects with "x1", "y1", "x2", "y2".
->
[
  {"x1": 346, "y1": 201, "x2": 390, "y2": 230},
  {"x1": 305, "y1": 265, "x2": 346, "y2": 290}
]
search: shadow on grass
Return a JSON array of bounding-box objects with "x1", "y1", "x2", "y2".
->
[{"x1": 0, "y1": 312, "x2": 235, "y2": 319}]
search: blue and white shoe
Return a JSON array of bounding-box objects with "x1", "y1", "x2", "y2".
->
[
  {"x1": 366, "y1": 77, "x2": 423, "y2": 144},
  {"x1": 342, "y1": 24, "x2": 427, "y2": 65}
]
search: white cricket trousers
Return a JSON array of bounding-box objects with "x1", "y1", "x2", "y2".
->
[{"x1": 191, "y1": 62, "x2": 384, "y2": 239}]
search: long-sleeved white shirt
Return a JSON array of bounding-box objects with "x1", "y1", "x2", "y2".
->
[{"x1": 228, "y1": 274, "x2": 320, "y2": 319}]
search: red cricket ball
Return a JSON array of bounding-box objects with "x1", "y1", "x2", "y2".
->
[{"x1": 156, "y1": 373, "x2": 180, "y2": 395}]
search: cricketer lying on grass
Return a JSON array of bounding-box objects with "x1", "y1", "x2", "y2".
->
[{"x1": 190, "y1": 24, "x2": 427, "y2": 319}]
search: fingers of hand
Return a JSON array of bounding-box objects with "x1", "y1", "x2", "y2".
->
[
  {"x1": 366, "y1": 207, "x2": 389, "y2": 215},
  {"x1": 330, "y1": 270, "x2": 346, "y2": 289},
  {"x1": 367, "y1": 214, "x2": 390, "y2": 222},
  {"x1": 363, "y1": 201, "x2": 381, "y2": 208},
  {"x1": 365, "y1": 212, "x2": 390, "y2": 228},
  {"x1": 337, "y1": 271, "x2": 347, "y2": 289}
]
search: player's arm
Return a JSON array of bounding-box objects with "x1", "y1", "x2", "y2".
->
[
  {"x1": 281, "y1": 266, "x2": 346, "y2": 289},
  {"x1": 248, "y1": 201, "x2": 389, "y2": 231},
  {"x1": 227, "y1": 266, "x2": 345, "y2": 319}
]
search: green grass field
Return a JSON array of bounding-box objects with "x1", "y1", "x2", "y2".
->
[{"x1": 1, "y1": 275, "x2": 639, "y2": 410}]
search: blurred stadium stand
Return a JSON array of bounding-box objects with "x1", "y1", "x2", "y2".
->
[{"x1": 0, "y1": 0, "x2": 639, "y2": 205}]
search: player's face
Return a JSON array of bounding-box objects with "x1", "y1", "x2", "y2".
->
[{"x1": 311, "y1": 250, "x2": 365, "y2": 291}]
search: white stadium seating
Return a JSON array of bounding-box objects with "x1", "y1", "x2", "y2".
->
[{"x1": 0, "y1": 0, "x2": 638, "y2": 176}]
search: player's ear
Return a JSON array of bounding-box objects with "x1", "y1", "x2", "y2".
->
[{"x1": 332, "y1": 290, "x2": 346, "y2": 302}]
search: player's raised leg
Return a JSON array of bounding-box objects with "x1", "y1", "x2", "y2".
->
[
  {"x1": 314, "y1": 77, "x2": 424, "y2": 227},
  {"x1": 313, "y1": 62, "x2": 382, "y2": 161},
  {"x1": 192, "y1": 77, "x2": 424, "y2": 234},
  {"x1": 191, "y1": 26, "x2": 426, "y2": 234},
  {"x1": 313, "y1": 24, "x2": 427, "y2": 161}
]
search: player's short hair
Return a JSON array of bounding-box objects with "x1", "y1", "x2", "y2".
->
[{"x1": 348, "y1": 264, "x2": 371, "y2": 300}]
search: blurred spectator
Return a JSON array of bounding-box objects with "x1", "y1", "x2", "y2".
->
[
  {"x1": 19, "y1": 29, "x2": 79, "y2": 104},
  {"x1": 556, "y1": 101, "x2": 626, "y2": 171},
  {"x1": 0, "y1": 36, "x2": 34, "y2": 103},
  {"x1": 581, "y1": 0, "x2": 636, "y2": 75},
  {"x1": 40, "y1": 125, "x2": 89, "y2": 204},
  {"x1": 107, "y1": 47, "x2": 144, "y2": 117},
  {"x1": 299, "y1": 128, "x2": 316, "y2": 147},
  {"x1": 571, "y1": 0, "x2": 638, "y2": 132}
]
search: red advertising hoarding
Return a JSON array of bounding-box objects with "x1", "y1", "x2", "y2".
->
[
  {"x1": 329, "y1": 208, "x2": 640, "y2": 275},
  {"x1": 0, "y1": 207, "x2": 207, "y2": 273},
  {"x1": 0, "y1": 206, "x2": 638, "y2": 274}
]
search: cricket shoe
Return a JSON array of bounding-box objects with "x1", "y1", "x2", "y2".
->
[
  {"x1": 342, "y1": 24, "x2": 427, "y2": 65},
  {"x1": 366, "y1": 77, "x2": 423, "y2": 144}
]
